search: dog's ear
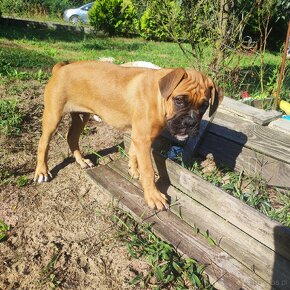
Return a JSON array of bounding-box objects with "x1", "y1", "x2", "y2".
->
[
  {"x1": 159, "y1": 68, "x2": 187, "y2": 99},
  {"x1": 209, "y1": 84, "x2": 223, "y2": 117}
]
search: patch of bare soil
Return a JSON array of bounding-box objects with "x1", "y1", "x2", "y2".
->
[{"x1": 0, "y1": 80, "x2": 148, "y2": 289}]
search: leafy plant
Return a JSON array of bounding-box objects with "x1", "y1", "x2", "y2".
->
[
  {"x1": 16, "y1": 175, "x2": 30, "y2": 187},
  {"x1": 0, "y1": 0, "x2": 76, "y2": 17},
  {"x1": 0, "y1": 99, "x2": 24, "y2": 136},
  {"x1": 0, "y1": 220, "x2": 9, "y2": 241},
  {"x1": 113, "y1": 210, "x2": 213, "y2": 289},
  {"x1": 139, "y1": 0, "x2": 184, "y2": 41},
  {"x1": 40, "y1": 247, "x2": 62, "y2": 288},
  {"x1": 89, "y1": 0, "x2": 139, "y2": 36}
]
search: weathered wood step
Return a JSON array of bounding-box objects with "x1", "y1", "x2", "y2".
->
[
  {"x1": 155, "y1": 109, "x2": 290, "y2": 187},
  {"x1": 208, "y1": 111, "x2": 290, "y2": 166},
  {"x1": 198, "y1": 131, "x2": 290, "y2": 187},
  {"x1": 108, "y1": 157, "x2": 290, "y2": 288},
  {"x1": 124, "y1": 134, "x2": 290, "y2": 260},
  {"x1": 86, "y1": 164, "x2": 271, "y2": 290},
  {"x1": 220, "y1": 96, "x2": 282, "y2": 125},
  {"x1": 269, "y1": 118, "x2": 290, "y2": 135}
]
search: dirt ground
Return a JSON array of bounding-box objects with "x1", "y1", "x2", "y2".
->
[{"x1": 0, "y1": 80, "x2": 148, "y2": 289}]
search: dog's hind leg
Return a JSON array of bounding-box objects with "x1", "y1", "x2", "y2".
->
[
  {"x1": 34, "y1": 107, "x2": 63, "y2": 182},
  {"x1": 67, "y1": 112, "x2": 93, "y2": 168}
]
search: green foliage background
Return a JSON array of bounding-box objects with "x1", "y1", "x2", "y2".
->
[
  {"x1": 88, "y1": 0, "x2": 138, "y2": 36},
  {"x1": 0, "y1": 0, "x2": 92, "y2": 17},
  {"x1": 0, "y1": 0, "x2": 289, "y2": 100},
  {"x1": 0, "y1": 0, "x2": 288, "y2": 50}
]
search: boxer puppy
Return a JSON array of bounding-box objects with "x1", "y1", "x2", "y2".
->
[{"x1": 34, "y1": 61, "x2": 223, "y2": 210}]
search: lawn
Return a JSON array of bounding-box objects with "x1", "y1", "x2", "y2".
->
[{"x1": 1, "y1": 20, "x2": 289, "y2": 102}]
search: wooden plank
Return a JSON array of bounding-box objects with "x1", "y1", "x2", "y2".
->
[
  {"x1": 108, "y1": 158, "x2": 290, "y2": 287},
  {"x1": 209, "y1": 111, "x2": 290, "y2": 166},
  {"x1": 86, "y1": 165, "x2": 271, "y2": 290},
  {"x1": 220, "y1": 96, "x2": 282, "y2": 125},
  {"x1": 268, "y1": 118, "x2": 290, "y2": 135},
  {"x1": 150, "y1": 153, "x2": 290, "y2": 261},
  {"x1": 123, "y1": 134, "x2": 290, "y2": 261},
  {"x1": 198, "y1": 132, "x2": 290, "y2": 188}
]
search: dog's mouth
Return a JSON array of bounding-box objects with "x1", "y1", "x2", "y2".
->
[
  {"x1": 174, "y1": 127, "x2": 199, "y2": 141},
  {"x1": 175, "y1": 134, "x2": 189, "y2": 141},
  {"x1": 167, "y1": 113, "x2": 200, "y2": 142}
]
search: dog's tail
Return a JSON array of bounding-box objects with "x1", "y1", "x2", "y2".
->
[{"x1": 52, "y1": 61, "x2": 70, "y2": 75}]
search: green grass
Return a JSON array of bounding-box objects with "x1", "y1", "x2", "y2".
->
[
  {"x1": 1, "y1": 20, "x2": 289, "y2": 102},
  {"x1": 0, "y1": 220, "x2": 9, "y2": 241},
  {"x1": 113, "y1": 209, "x2": 214, "y2": 289},
  {"x1": 16, "y1": 175, "x2": 30, "y2": 187},
  {"x1": 186, "y1": 160, "x2": 290, "y2": 227},
  {"x1": 39, "y1": 247, "x2": 62, "y2": 289},
  {"x1": 0, "y1": 24, "x2": 191, "y2": 69},
  {"x1": 0, "y1": 99, "x2": 24, "y2": 136}
]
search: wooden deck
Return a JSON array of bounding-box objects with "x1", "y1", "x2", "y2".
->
[
  {"x1": 86, "y1": 97, "x2": 290, "y2": 290},
  {"x1": 86, "y1": 155, "x2": 290, "y2": 290}
]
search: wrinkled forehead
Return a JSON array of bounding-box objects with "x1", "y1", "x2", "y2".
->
[{"x1": 171, "y1": 69, "x2": 212, "y2": 101}]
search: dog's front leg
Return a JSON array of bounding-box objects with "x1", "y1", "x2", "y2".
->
[
  {"x1": 128, "y1": 142, "x2": 139, "y2": 179},
  {"x1": 131, "y1": 134, "x2": 168, "y2": 210}
]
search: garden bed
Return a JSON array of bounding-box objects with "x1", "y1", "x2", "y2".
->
[{"x1": 87, "y1": 98, "x2": 290, "y2": 290}]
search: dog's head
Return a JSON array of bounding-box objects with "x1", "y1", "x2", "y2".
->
[{"x1": 159, "y1": 68, "x2": 223, "y2": 141}]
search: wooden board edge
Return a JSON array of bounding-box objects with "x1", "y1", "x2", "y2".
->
[
  {"x1": 198, "y1": 131, "x2": 290, "y2": 188},
  {"x1": 85, "y1": 165, "x2": 272, "y2": 290},
  {"x1": 107, "y1": 157, "x2": 290, "y2": 286},
  {"x1": 268, "y1": 118, "x2": 290, "y2": 135},
  {"x1": 123, "y1": 133, "x2": 290, "y2": 262},
  {"x1": 220, "y1": 97, "x2": 282, "y2": 125}
]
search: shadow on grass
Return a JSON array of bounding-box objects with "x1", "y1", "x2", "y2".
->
[
  {"x1": 0, "y1": 18, "x2": 89, "y2": 43},
  {"x1": 0, "y1": 45, "x2": 55, "y2": 74},
  {"x1": 0, "y1": 19, "x2": 147, "y2": 60}
]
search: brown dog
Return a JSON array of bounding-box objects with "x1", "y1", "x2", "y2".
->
[{"x1": 34, "y1": 61, "x2": 223, "y2": 210}]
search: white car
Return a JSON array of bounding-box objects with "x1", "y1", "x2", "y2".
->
[{"x1": 63, "y1": 2, "x2": 94, "y2": 24}]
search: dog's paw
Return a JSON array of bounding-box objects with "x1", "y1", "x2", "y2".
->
[
  {"x1": 128, "y1": 166, "x2": 140, "y2": 179},
  {"x1": 76, "y1": 158, "x2": 94, "y2": 169},
  {"x1": 144, "y1": 190, "x2": 168, "y2": 211},
  {"x1": 34, "y1": 171, "x2": 52, "y2": 183}
]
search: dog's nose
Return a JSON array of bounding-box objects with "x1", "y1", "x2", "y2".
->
[{"x1": 182, "y1": 115, "x2": 196, "y2": 128}]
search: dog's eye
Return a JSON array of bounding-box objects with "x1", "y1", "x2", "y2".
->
[
  {"x1": 200, "y1": 101, "x2": 209, "y2": 113},
  {"x1": 174, "y1": 96, "x2": 187, "y2": 107}
]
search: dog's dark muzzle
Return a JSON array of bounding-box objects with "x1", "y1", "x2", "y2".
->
[{"x1": 167, "y1": 112, "x2": 200, "y2": 141}]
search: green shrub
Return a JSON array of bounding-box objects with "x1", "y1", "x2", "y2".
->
[
  {"x1": 140, "y1": 0, "x2": 184, "y2": 41},
  {"x1": 88, "y1": 0, "x2": 138, "y2": 36},
  {"x1": 0, "y1": 0, "x2": 82, "y2": 17},
  {"x1": 0, "y1": 0, "x2": 25, "y2": 14}
]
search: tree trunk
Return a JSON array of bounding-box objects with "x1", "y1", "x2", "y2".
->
[{"x1": 216, "y1": 0, "x2": 229, "y2": 71}]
